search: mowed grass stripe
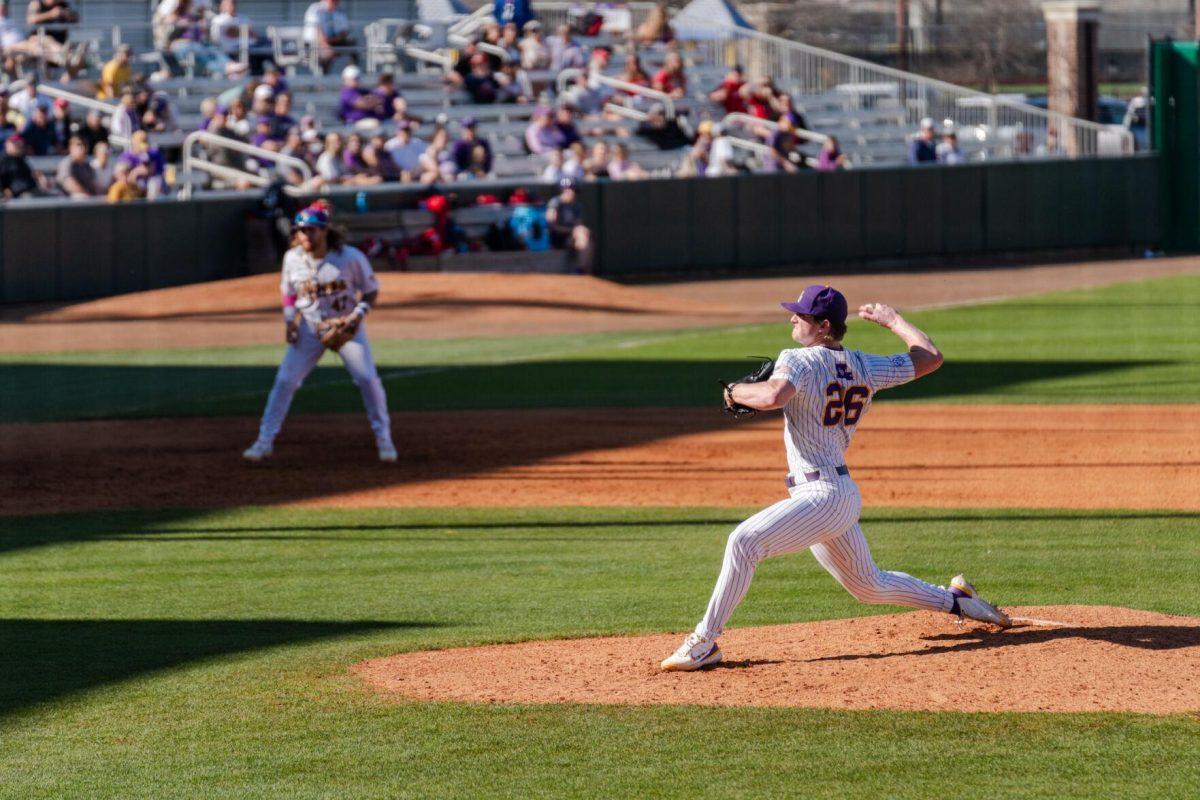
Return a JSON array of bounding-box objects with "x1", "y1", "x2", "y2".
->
[
  {"x1": 0, "y1": 505, "x2": 1197, "y2": 798},
  {"x1": 1, "y1": 273, "x2": 1198, "y2": 420}
]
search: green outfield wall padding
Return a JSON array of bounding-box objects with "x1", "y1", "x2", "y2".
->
[
  {"x1": 0, "y1": 157, "x2": 1165, "y2": 305},
  {"x1": 689, "y1": 175, "x2": 738, "y2": 269},
  {"x1": 736, "y1": 173, "x2": 783, "y2": 268},
  {"x1": 1151, "y1": 39, "x2": 1199, "y2": 250},
  {"x1": 818, "y1": 170, "x2": 865, "y2": 261}
]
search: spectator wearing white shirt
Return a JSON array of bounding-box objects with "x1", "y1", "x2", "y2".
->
[
  {"x1": 10, "y1": 76, "x2": 50, "y2": 122},
  {"x1": 518, "y1": 20, "x2": 550, "y2": 70},
  {"x1": 548, "y1": 24, "x2": 586, "y2": 72},
  {"x1": 936, "y1": 130, "x2": 966, "y2": 165},
  {"x1": 303, "y1": 0, "x2": 352, "y2": 74},
  {"x1": 383, "y1": 120, "x2": 425, "y2": 179}
]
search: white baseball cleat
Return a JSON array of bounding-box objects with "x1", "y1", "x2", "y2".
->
[
  {"x1": 660, "y1": 632, "x2": 723, "y2": 672},
  {"x1": 242, "y1": 440, "x2": 273, "y2": 462},
  {"x1": 949, "y1": 574, "x2": 1012, "y2": 628},
  {"x1": 376, "y1": 437, "x2": 398, "y2": 462}
]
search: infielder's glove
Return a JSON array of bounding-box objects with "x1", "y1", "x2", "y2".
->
[
  {"x1": 718, "y1": 356, "x2": 775, "y2": 418},
  {"x1": 316, "y1": 314, "x2": 361, "y2": 352}
]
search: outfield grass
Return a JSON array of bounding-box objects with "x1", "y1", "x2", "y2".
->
[
  {"x1": 2, "y1": 274, "x2": 1198, "y2": 422},
  {"x1": 1, "y1": 506, "x2": 1197, "y2": 798}
]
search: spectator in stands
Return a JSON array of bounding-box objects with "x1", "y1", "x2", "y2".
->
[
  {"x1": 937, "y1": 129, "x2": 965, "y2": 165},
  {"x1": 607, "y1": 142, "x2": 646, "y2": 180},
  {"x1": 524, "y1": 107, "x2": 556, "y2": 155},
  {"x1": 384, "y1": 120, "x2": 424, "y2": 179},
  {"x1": 261, "y1": 62, "x2": 289, "y2": 98},
  {"x1": 365, "y1": 133, "x2": 400, "y2": 182},
  {"x1": 371, "y1": 73, "x2": 398, "y2": 122},
  {"x1": 55, "y1": 134, "x2": 96, "y2": 197},
  {"x1": 154, "y1": 0, "x2": 211, "y2": 49},
  {"x1": 585, "y1": 140, "x2": 609, "y2": 179},
  {"x1": 742, "y1": 76, "x2": 781, "y2": 120},
  {"x1": 275, "y1": 129, "x2": 322, "y2": 191},
  {"x1": 617, "y1": 54, "x2": 650, "y2": 96},
  {"x1": 498, "y1": 22, "x2": 520, "y2": 64},
  {"x1": 652, "y1": 51, "x2": 687, "y2": 101},
  {"x1": 250, "y1": 81, "x2": 272, "y2": 116},
  {"x1": 22, "y1": 0, "x2": 82, "y2": 75},
  {"x1": 775, "y1": 92, "x2": 808, "y2": 131},
  {"x1": 269, "y1": 92, "x2": 294, "y2": 140},
  {"x1": 342, "y1": 132, "x2": 382, "y2": 185},
  {"x1": 304, "y1": 0, "x2": 353, "y2": 74},
  {"x1": 494, "y1": 60, "x2": 527, "y2": 104},
  {"x1": 687, "y1": 119, "x2": 714, "y2": 175},
  {"x1": 210, "y1": 0, "x2": 267, "y2": 72},
  {"x1": 459, "y1": 52, "x2": 501, "y2": 105},
  {"x1": 0, "y1": 90, "x2": 18, "y2": 141},
  {"x1": 250, "y1": 115, "x2": 274, "y2": 147},
  {"x1": 316, "y1": 131, "x2": 348, "y2": 183},
  {"x1": 815, "y1": 135, "x2": 847, "y2": 171},
  {"x1": 119, "y1": 129, "x2": 167, "y2": 198},
  {"x1": 560, "y1": 71, "x2": 608, "y2": 115},
  {"x1": 164, "y1": 0, "x2": 244, "y2": 78},
  {"x1": 90, "y1": 138, "x2": 112, "y2": 190},
  {"x1": 636, "y1": 103, "x2": 689, "y2": 150},
  {"x1": 541, "y1": 147, "x2": 566, "y2": 183},
  {"x1": 908, "y1": 117, "x2": 937, "y2": 164},
  {"x1": 450, "y1": 117, "x2": 491, "y2": 177},
  {"x1": 107, "y1": 90, "x2": 139, "y2": 141},
  {"x1": 0, "y1": 132, "x2": 41, "y2": 197},
  {"x1": 20, "y1": 104, "x2": 56, "y2": 155},
  {"x1": 554, "y1": 105, "x2": 581, "y2": 147},
  {"x1": 226, "y1": 95, "x2": 251, "y2": 137},
  {"x1": 74, "y1": 109, "x2": 107, "y2": 153},
  {"x1": 518, "y1": 20, "x2": 549, "y2": 70},
  {"x1": 106, "y1": 159, "x2": 141, "y2": 202},
  {"x1": 0, "y1": 2, "x2": 23, "y2": 76},
  {"x1": 417, "y1": 126, "x2": 454, "y2": 184},
  {"x1": 135, "y1": 86, "x2": 175, "y2": 132},
  {"x1": 765, "y1": 117, "x2": 804, "y2": 173},
  {"x1": 49, "y1": 95, "x2": 70, "y2": 141},
  {"x1": 97, "y1": 43, "x2": 133, "y2": 101},
  {"x1": 563, "y1": 140, "x2": 586, "y2": 181},
  {"x1": 10, "y1": 75, "x2": 49, "y2": 121},
  {"x1": 546, "y1": 178, "x2": 591, "y2": 272},
  {"x1": 549, "y1": 24, "x2": 585, "y2": 72},
  {"x1": 635, "y1": 2, "x2": 673, "y2": 45},
  {"x1": 705, "y1": 125, "x2": 738, "y2": 177},
  {"x1": 338, "y1": 65, "x2": 386, "y2": 124},
  {"x1": 709, "y1": 65, "x2": 746, "y2": 115}
]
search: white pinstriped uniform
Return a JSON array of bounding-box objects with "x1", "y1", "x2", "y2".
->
[{"x1": 695, "y1": 345, "x2": 953, "y2": 641}]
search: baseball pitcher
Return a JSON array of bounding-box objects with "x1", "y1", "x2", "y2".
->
[{"x1": 662, "y1": 285, "x2": 1010, "y2": 671}]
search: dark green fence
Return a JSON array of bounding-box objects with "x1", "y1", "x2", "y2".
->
[{"x1": 0, "y1": 155, "x2": 1162, "y2": 304}]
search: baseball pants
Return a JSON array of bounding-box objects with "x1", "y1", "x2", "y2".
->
[
  {"x1": 695, "y1": 472, "x2": 953, "y2": 640},
  {"x1": 255, "y1": 320, "x2": 391, "y2": 444}
]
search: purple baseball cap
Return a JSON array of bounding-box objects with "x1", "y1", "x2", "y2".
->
[{"x1": 781, "y1": 284, "x2": 848, "y2": 325}]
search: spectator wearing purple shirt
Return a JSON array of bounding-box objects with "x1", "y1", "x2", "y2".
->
[
  {"x1": 524, "y1": 107, "x2": 557, "y2": 154},
  {"x1": 338, "y1": 65, "x2": 383, "y2": 124},
  {"x1": 269, "y1": 92, "x2": 295, "y2": 139},
  {"x1": 117, "y1": 130, "x2": 167, "y2": 197},
  {"x1": 450, "y1": 117, "x2": 491, "y2": 176},
  {"x1": 370, "y1": 73, "x2": 398, "y2": 122},
  {"x1": 815, "y1": 135, "x2": 848, "y2": 172},
  {"x1": 554, "y1": 105, "x2": 581, "y2": 148}
]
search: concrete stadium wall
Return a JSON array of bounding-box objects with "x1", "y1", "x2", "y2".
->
[{"x1": 0, "y1": 155, "x2": 1162, "y2": 304}]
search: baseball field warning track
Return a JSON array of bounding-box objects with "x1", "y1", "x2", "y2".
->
[{"x1": 354, "y1": 606, "x2": 1200, "y2": 714}]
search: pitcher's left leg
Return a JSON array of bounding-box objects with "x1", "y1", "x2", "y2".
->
[{"x1": 810, "y1": 524, "x2": 953, "y2": 612}]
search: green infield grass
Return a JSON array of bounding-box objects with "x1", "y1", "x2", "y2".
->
[
  {"x1": 3, "y1": 273, "x2": 1199, "y2": 422},
  {"x1": 1, "y1": 506, "x2": 1197, "y2": 798}
]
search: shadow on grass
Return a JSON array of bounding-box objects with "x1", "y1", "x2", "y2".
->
[
  {"x1": 0, "y1": 618, "x2": 432, "y2": 717},
  {"x1": 806, "y1": 623, "x2": 1200, "y2": 663}
]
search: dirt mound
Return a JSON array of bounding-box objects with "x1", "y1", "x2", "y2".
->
[
  {"x1": 3, "y1": 405, "x2": 1197, "y2": 515},
  {"x1": 354, "y1": 606, "x2": 1200, "y2": 714}
]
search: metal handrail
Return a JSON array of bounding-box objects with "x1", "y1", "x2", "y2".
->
[
  {"x1": 558, "y1": 68, "x2": 676, "y2": 119},
  {"x1": 603, "y1": 103, "x2": 647, "y2": 122},
  {"x1": 7, "y1": 80, "x2": 129, "y2": 149},
  {"x1": 447, "y1": 34, "x2": 511, "y2": 64},
  {"x1": 684, "y1": 20, "x2": 1132, "y2": 158},
  {"x1": 180, "y1": 130, "x2": 312, "y2": 199},
  {"x1": 721, "y1": 137, "x2": 820, "y2": 170},
  {"x1": 447, "y1": 5, "x2": 493, "y2": 38},
  {"x1": 402, "y1": 44, "x2": 454, "y2": 75},
  {"x1": 721, "y1": 112, "x2": 830, "y2": 145}
]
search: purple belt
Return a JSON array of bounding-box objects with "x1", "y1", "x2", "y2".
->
[{"x1": 786, "y1": 465, "x2": 849, "y2": 488}]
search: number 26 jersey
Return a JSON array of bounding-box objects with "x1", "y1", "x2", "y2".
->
[
  {"x1": 771, "y1": 346, "x2": 916, "y2": 473},
  {"x1": 281, "y1": 244, "x2": 379, "y2": 328}
]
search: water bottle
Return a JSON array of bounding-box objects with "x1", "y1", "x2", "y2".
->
[{"x1": 355, "y1": 191, "x2": 369, "y2": 214}]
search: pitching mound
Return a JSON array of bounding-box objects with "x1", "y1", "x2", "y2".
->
[{"x1": 354, "y1": 606, "x2": 1200, "y2": 715}]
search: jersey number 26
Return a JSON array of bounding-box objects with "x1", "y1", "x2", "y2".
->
[{"x1": 823, "y1": 382, "x2": 869, "y2": 426}]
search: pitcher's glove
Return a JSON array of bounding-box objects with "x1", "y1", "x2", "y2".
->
[
  {"x1": 316, "y1": 313, "x2": 361, "y2": 352},
  {"x1": 718, "y1": 356, "x2": 775, "y2": 418}
]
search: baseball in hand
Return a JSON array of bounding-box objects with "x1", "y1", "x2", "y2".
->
[{"x1": 859, "y1": 303, "x2": 899, "y2": 328}]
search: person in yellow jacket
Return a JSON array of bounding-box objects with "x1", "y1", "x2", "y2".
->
[{"x1": 97, "y1": 43, "x2": 132, "y2": 100}]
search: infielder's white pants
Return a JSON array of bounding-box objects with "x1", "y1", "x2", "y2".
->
[
  {"x1": 255, "y1": 321, "x2": 391, "y2": 444},
  {"x1": 695, "y1": 473, "x2": 953, "y2": 640}
]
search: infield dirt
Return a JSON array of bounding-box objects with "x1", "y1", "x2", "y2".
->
[{"x1": 355, "y1": 605, "x2": 1200, "y2": 714}]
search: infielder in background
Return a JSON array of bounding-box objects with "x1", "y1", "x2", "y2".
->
[
  {"x1": 243, "y1": 203, "x2": 398, "y2": 463},
  {"x1": 662, "y1": 285, "x2": 1010, "y2": 671}
]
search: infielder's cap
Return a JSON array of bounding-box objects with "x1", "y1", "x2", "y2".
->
[
  {"x1": 781, "y1": 284, "x2": 848, "y2": 325},
  {"x1": 293, "y1": 207, "x2": 329, "y2": 228}
]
